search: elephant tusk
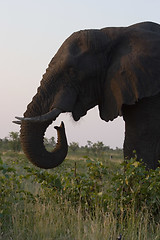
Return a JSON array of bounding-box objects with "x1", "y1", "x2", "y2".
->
[
  {"x1": 14, "y1": 108, "x2": 62, "y2": 123},
  {"x1": 12, "y1": 120, "x2": 22, "y2": 125}
]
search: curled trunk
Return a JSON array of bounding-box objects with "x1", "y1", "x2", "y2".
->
[{"x1": 20, "y1": 120, "x2": 68, "y2": 169}]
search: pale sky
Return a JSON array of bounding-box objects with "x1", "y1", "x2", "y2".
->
[{"x1": 1, "y1": 0, "x2": 160, "y2": 148}]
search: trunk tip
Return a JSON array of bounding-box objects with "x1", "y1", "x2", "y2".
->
[
  {"x1": 54, "y1": 121, "x2": 65, "y2": 130},
  {"x1": 60, "y1": 121, "x2": 64, "y2": 128}
]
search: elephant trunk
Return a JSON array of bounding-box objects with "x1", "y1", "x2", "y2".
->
[
  {"x1": 16, "y1": 62, "x2": 77, "y2": 169},
  {"x1": 20, "y1": 120, "x2": 68, "y2": 169}
]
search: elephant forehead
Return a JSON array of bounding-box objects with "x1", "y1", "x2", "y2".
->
[
  {"x1": 58, "y1": 30, "x2": 89, "y2": 56},
  {"x1": 57, "y1": 29, "x2": 108, "y2": 57}
]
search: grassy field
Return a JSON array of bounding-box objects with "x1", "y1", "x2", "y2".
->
[{"x1": 0, "y1": 149, "x2": 160, "y2": 240}]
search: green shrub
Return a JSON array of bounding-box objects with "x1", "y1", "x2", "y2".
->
[
  {"x1": 1, "y1": 151, "x2": 160, "y2": 238},
  {"x1": 0, "y1": 154, "x2": 35, "y2": 230},
  {"x1": 24, "y1": 157, "x2": 110, "y2": 213},
  {"x1": 24, "y1": 154, "x2": 160, "y2": 218},
  {"x1": 112, "y1": 157, "x2": 160, "y2": 219}
]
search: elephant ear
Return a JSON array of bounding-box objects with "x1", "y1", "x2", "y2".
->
[{"x1": 99, "y1": 22, "x2": 160, "y2": 121}]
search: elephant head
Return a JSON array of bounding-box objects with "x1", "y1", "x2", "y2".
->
[{"x1": 14, "y1": 21, "x2": 160, "y2": 169}]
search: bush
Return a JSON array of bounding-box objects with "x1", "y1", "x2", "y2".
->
[
  {"x1": 112, "y1": 157, "x2": 160, "y2": 218},
  {"x1": 0, "y1": 154, "x2": 35, "y2": 230},
  {"x1": 1, "y1": 150, "x2": 160, "y2": 238},
  {"x1": 24, "y1": 157, "x2": 110, "y2": 213},
  {"x1": 24, "y1": 155, "x2": 160, "y2": 218}
]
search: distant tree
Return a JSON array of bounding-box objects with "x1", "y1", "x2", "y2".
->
[
  {"x1": 115, "y1": 147, "x2": 122, "y2": 153},
  {"x1": 9, "y1": 132, "x2": 21, "y2": 152},
  {"x1": 92, "y1": 141, "x2": 105, "y2": 156},
  {"x1": 86, "y1": 140, "x2": 93, "y2": 148},
  {"x1": 0, "y1": 137, "x2": 10, "y2": 151},
  {"x1": 49, "y1": 137, "x2": 56, "y2": 147},
  {"x1": 44, "y1": 137, "x2": 50, "y2": 147},
  {"x1": 69, "y1": 142, "x2": 79, "y2": 152},
  {"x1": 0, "y1": 139, "x2": 2, "y2": 150},
  {"x1": 44, "y1": 137, "x2": 56, "y2": 150},
  {"x1": 85, "y1": 140, "x2": 93, "y2": 154},
  {"x1": 104, "y1": 145, "x2": 110, "y2": 151}
]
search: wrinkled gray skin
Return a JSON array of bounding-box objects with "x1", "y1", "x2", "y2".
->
[{"x1": 14, "y1": 22, "x2": 160, "y2": 169}]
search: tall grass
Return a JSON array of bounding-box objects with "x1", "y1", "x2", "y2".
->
[
  {"x1": 2, "y1": 196, "x2": 160, "y2": 240},
  {"x1": 0, "y1": 151, "x2": 160, "y2": 239}
]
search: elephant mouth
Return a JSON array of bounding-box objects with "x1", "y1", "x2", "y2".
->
[
  {"x1": 72, "y1": 98, "x2": 97, "y2": 121},
  {"x1": 72, "y1": 109, "x2": 87, "y2": 121}
]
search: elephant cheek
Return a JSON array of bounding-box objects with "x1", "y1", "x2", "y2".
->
[{"x1": 52, "y1": 88, "x2": 77, "y2": 112}]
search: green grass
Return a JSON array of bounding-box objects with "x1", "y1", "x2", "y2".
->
[{"x1": 0, "y1": 150, "x2": 160, "y2": 240}]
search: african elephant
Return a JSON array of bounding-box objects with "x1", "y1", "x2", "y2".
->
[{"x1": 14, "y1": 21, "x2": 160, "y2": 169}]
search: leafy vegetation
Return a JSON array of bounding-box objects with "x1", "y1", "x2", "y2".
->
[
  {"x1": 0, "y1": 133, "x2": 160, "y2": 239},
  {"x1": 69, "y1": 142, "x2": 79, "y2": 152},
  {"x1": 0, "y1": 132, "x2": 21, "y2": 152}
]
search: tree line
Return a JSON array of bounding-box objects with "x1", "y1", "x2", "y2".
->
[{"x1": 0, "y1": 132, "x2": 122, "y2": 154}]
